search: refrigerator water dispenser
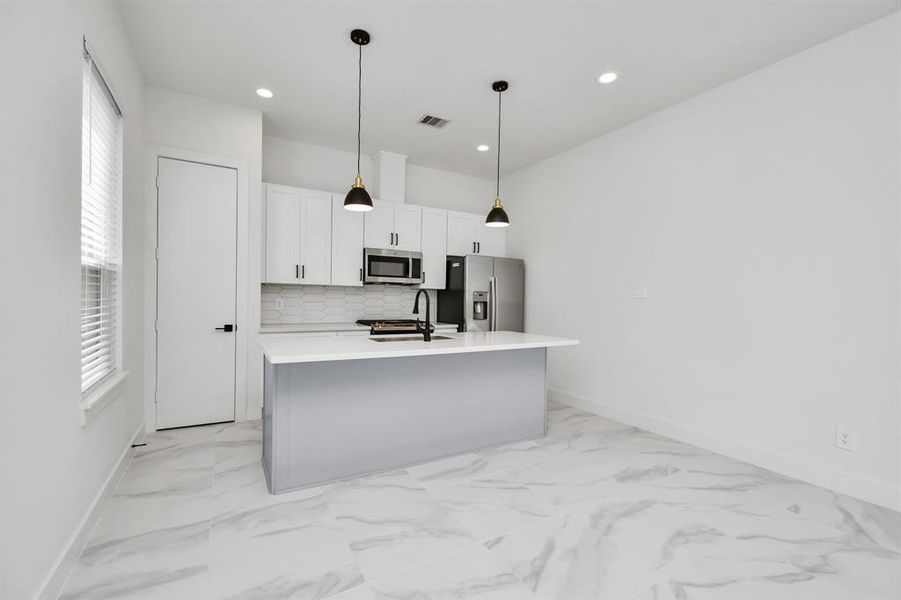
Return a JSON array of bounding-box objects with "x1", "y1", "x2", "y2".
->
[{"x1": 472, "y1": 291, "x2": 488, "y2": 320}]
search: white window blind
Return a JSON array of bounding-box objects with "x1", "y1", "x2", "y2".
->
[{"x1": 81, "y1": 46, "x2": 123, "y2": 394}]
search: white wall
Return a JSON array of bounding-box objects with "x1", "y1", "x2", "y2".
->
[
  {"x1": 143, "y1": 86, "x2": 264, "y2": 424},
  {"x1": 262, "y1": 136, "x2": 373, "y2": 196},
  {"x1": 0, "y1": 2, "x2": 146, "y2": 598},
  {"x1": 505, "y1": 13, "x2": 901, "y2": 509},
  {"x1": 262, "y1": 135, "x2": 494, "y2": 214},
  {"x1": 406, "y1": 163, "x2": 495, "y2": 215}
]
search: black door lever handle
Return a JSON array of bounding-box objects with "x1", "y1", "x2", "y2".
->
[{"x1": 215, "y1": 324, "x2": 235, "y2": 332}]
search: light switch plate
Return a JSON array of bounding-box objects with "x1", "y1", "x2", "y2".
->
[{"x1": 632, "y1": 284, "x2": 648, "y2": 300}]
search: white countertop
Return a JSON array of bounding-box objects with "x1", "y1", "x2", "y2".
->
[
  {"x1": 259, "y1": 331, "x2": 579, "y2": 364},
  {"x1": 259, "y1": 322, "x2": 460, "y2": 334}
]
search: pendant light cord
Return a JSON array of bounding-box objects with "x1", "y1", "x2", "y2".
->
[
  {"x1": 496, "y1": 90, "x2": 502, "y2": 198},
  {"x1": 357, "y1": 43, "x2": 363, "y2": 177}
]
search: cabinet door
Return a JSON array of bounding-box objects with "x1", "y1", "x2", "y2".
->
[
  {"x1": 298, "y1": 189, "x2": 332, "y2": 285},
  {"x1": 420, "y1": 207, "x2": 447, "y2": 289},
  {"x1": 264, "y1": 184, "x2": 301, "y2": 283},
  {"x1": 363, "y1": 199, "x2": 395, "y2": 249},
  {"x1": 392, "y1": 204, "x2": 422, "y2": 252},
  {"x1": 331, "y1": 194, "x2": 364, "y2": 286},
  {"x1": 476, "y1": 223, "x2": 506, "y2": 257},
  {"x1": 446, "y1": 210, "x2": 478, "y2": 256}
]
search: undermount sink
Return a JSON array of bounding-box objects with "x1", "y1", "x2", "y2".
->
[{"x1": 369, "y1": 335, "x2": 453, "y2": 343}]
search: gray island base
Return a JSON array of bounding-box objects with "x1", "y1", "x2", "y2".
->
[{"x1": 262, "y1": 347, "x2": 548, "y2": 493}]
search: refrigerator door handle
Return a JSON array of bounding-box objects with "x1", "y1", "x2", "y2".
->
[
  {"x1": 489, "y1": 276, "x2": 496, "y2": 331},
  {"x1": 487, "y1": 277, "x2": 492, "y2": 331},
  {"x1": 493, "y1": 277, "x2": 499, "y2": 331}
]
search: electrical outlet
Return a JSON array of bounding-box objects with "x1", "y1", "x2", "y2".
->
[
  {"x1": 835, "y1": 426, "x2": 857, "y2": 452},
  {"x1": 275, "y1": 298, "x2": 285, "y2": 311},
  {"x1": 632, "y1": 284, "x2": 648, "y2": 300}
]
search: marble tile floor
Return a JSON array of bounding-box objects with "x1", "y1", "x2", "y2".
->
[{"x1": 58, "y1": 400, "x2": 901, "y2": 600}]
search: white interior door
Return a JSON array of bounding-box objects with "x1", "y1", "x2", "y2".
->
[{"x1": 156, "y1": 157, "x2": 237, "y2": 429}]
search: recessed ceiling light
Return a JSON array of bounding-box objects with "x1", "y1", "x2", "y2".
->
[
  {"x1": 598, "y1": 72, "x2": 618, "y2": 85},
  {"x1": 477, "y1": 144, "x2": 490, "y2": 152},
  {"x1": 256, "y1": 88, "x2": 274, "y2": 98}
]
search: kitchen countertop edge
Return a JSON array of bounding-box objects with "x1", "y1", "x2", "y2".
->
[{"x1": 259, "y1": 331, "x2": 579, "y2": 364}]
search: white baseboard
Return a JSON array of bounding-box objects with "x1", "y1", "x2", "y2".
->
[
  {"x1": 550, "y1": 389, "x2": 901, "y2": 512},
  {"x1": 37, "y1": 421, "x2": 145, "y2": 600}
]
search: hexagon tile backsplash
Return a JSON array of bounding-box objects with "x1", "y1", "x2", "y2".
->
[{"x1": 261, "y1": 284, "x2": 438, "y2": 324}]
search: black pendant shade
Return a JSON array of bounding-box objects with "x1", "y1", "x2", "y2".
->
[
  {"x1": 485, "y1": 198, "x2": 509, "y2": 227},
  {"x1": 344, "y1": 29, "x2": 373, "y2": 211},
  {"x1": 486, "y1": 80, "x2": 510, "y2": 227},
  {"x1": 344, "y1": 176, "x2": 372, "y2": 212}
]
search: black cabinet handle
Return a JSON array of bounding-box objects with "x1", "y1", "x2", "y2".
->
[
  {"x1": 395, "y1": 233, "x2": 399, "y2": 246},
  {"x1": 301, "y1": 265, "x2": 305, "y2": 279},
  {"x1": 472, "y1": 241, "x2": 476, "y2": 253},
  {"x1": 295, "y1": 264, "x2": 299, "y2": 278},
  {"x1": 215, "y1": 324, "x2": 235, "y2": 332},
  {"x1": 477, "y1": 242, "x2": 481, "y2": 253},
  {"x1": 359, "y1": 268, "x2": 363, "y2": 282},
  {"x1": 389, "y1": 232, "x2": 394, "y2": 246}
]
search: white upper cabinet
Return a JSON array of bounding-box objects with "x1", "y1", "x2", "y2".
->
[
  {"x1": 363, "y1": 200, "x2": 395, "y2": 249},
  {"x1": 476, "y1": 224, "x2": 506, "y2": 258},
  {"x1": 264, "y1": 184, "x2": 332, "y2": 285},
  {"x1": 265, "y1": 183, "x2": 505, "y2": 287},
  {"x1": 420, "y1": 207, "x2": 447, "y2": 289},
  {"x1": 446, "y1": 210, "x2": 478, "y2": 256},
  {"x1": 445, "y1": 210, "x2": 505, "y2": 257},
  {"x1": 298, "y1": 189, "x2": 332, "y2": 285},
  {"x1": 264, "y1": 184, "x2": 302, "y2": 284},
  {"x1": 364, "y1": 201, "x2": 422, "y2": 252},
  {"x1": 331, "y1": 194, "x2": 364, "y2": 286},
  {"x1": 392, "y1": 204, "x2": 422, "y2": 252}
]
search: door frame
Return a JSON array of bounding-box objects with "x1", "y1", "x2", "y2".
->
[{"x1": 144, "y1": 146, "x2": 250, "y2": 431}]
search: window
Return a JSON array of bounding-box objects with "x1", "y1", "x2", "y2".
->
[{"x1": 81, "y1": 43, "x2": 123, "y2": 395}]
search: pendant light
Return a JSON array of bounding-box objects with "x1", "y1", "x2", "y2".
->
[
  {"x1": 344, "y1": 29, "x2": 373, "y2": 211},
  {"x1": 485, "y1": 80, "x2": 510, "y2": 227}
]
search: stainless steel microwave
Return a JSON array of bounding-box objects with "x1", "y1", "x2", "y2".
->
[{"x1": 363, "y1": 248, "x2": 423, "y2": 285}]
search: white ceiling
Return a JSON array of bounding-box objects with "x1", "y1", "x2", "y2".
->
[{"x1": 118, "y1": 1, "x2": 898, "y2": 179}]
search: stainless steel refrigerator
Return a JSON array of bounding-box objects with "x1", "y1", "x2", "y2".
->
[{"x1": 437, "y1": 255, "x2": 524, "y2": 332}]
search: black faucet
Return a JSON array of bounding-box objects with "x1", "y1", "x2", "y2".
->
[{"x1": 412, "y1": 289, "x2": 432, "y2": 342}]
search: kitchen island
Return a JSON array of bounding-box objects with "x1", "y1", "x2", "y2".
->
[{"x1": 259, "y1": 331, "x2": 578, "y2": 493}]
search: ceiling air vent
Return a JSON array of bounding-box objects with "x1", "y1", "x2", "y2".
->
[{"x1": 418, "y1": 114, "x2": 450, "y2": 128}]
